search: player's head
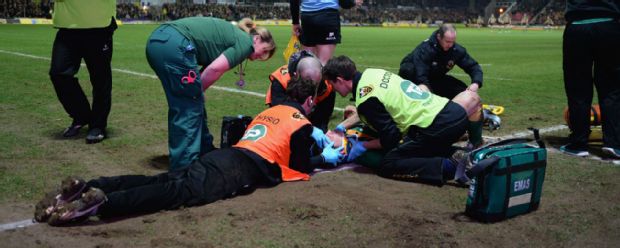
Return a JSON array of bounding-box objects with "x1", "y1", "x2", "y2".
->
[
  {"x1": 436, "y1": 23, "x2": 456, "y2": 52},
  {"x1": 323, "y1": 55, "x2": 357, "y2": 97}
]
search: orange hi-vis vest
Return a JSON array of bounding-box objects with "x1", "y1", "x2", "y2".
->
[
  {"x1": 234, "y1": 105, "x2": 312, "y2": 181},
  {"x1": 265, "y1": 65, "x2": 333, "y2": 105}
]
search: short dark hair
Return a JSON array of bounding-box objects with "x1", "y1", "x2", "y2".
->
[
  {"x1": 286, "y1": 76, "x2": 317, "y2": 104},
  {"x1": 322, "y1": 55, "x2": 357, "y2": 82},
  {"x1": 437, "y1": 23, "x2": 456, "y2": 38}
]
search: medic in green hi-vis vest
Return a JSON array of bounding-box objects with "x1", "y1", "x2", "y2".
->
[{"x1": 323, "y1": 56, "x2": 482, "y2": 186}]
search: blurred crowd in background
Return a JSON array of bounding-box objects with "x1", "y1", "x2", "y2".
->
[{"x1": 1, "y1": 0, "x2": 568, "y2": 26}]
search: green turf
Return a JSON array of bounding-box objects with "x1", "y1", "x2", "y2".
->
[
  {"x1": 0, "y1": 25, "x2": 565, "y2": 200},
  {"x1": 0, "y1": 24, "x2": 572, "y2": 203},
  {"x1": 0, "y1": 25, "x2": 569, "y2": 134}
]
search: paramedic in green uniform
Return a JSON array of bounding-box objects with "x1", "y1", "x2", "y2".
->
[
  {"x1": 323, "y1": 56, "x2": 481, "y2": 185},
  {"x1": 145, "y1": 17, "x2": 276, "y2": 171},
  {"x1": 49, "y1": 0, "x2": 117, "y2": 143}
]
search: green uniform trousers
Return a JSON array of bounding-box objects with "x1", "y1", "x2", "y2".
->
[{"x1": 146, "y1": 25, "x2": 215, "y2": 171}]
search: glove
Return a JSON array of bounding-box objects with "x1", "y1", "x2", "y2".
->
[
  {"x1": 334, "y1": 124, "x2": 346, "y2": 133},
  {"x1": 321, "y1": 142, "x2": 345, "y2": 166},
  {"x1": 347, "y1": 141, "x2": 367, "y2": 162},
  {"x1": 311, "y1": 127, "x2": 330, "y2": 149}
]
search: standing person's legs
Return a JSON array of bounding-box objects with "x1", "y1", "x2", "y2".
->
[
  {"x1": 379, "y1": 102, "x2": 468, "y2": 185},
  {"x1": 593, "y1": 20, "x2": 620, "y2": 157},
  {"x1": 562, "y1": 23, "x2": 594, "y2": 154},
  {"x1": 199, "y1": 108, "x2": 215, "y2": 155},
  {"x1": 146, "y1": 25, "x2": 212, "y2": 171},
  {"x1": 299, "y1": 9, "x2": 341, "y2": 65},
  {"x1": 315, "y1": 44, "x2": 336, "y2": 66},
  {"x1": 82, "y1": 27, "x2": 115, "y2": 142},
  {"x1": 49, "y1": 29, "x2": 91, "y2": 137}
]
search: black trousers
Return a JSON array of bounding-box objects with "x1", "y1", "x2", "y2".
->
[
  {"x1": 427, "y1": 75, "x2": 468, "y2": 99},
  {"x1": 398, "y1": 66, "x2": 468, "y2": 99},
  {"x1": 379, "y1": 101, "x2": 468, "y2": 185},
  {"x1": 49, "y1": 25, "x2": 115, "y2": 129},
  {"x1": 563, "y1": 20, "x2": 620, "y2": 149},
  {"x1": 88, "y1": 148, "x2": 264, "y2": 217}
]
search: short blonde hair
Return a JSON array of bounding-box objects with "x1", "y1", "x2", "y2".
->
[{"x1": 238, "y1": 18, "x2": 276, "y2": 60}]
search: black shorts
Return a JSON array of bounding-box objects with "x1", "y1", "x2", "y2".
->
[{"x1": 300, "y1": 8, "x2": 341, "y2": 46}]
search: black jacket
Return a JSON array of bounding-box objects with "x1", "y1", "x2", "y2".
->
[
  {"x1": 565, "y1": 0, "x2": 620, "y2": 23},
  {"x1": 399, "y1": 30, "x2": 483, "y2": 89}
]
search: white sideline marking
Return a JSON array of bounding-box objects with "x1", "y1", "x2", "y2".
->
[
  {"x1": 485, "y1": 124, "x2": 568, "y2": 142},
  {"x1": 449, "y1": 72, "x2": 513, "y2": 81},
  {"x1": 488, "y1": 125, "x2": 619, "y2": 165},
  {"x1": 0, "y1": 124, "x2": 612, "y2": 231},
  {"x1": 356, "y1": 64, "x2": 512, "y2": 81},
  {"x1": 358, "y1": 63, "x2": 492, "y2": 68},
  {"x1": 0, "y1": 219, "x2": 37, "y2": 232},
  {"x1": 548, "y1": 148, "x2": 620, "y2": 165},
  {"x1": 0, "y1": 49, "x2": 344, "y2": 111},
  {"x1": 1, "y1": 50, "x2": 614, "y2": 232}
]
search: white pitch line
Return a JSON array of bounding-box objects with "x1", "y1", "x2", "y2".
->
[
  {"x1": 0, "y1": 219, "x2": 37, "y2": 232},
  {"x1": 0, "y1": 49, "x2": 344, "y2": 111},
  {"x1": 358, "y1": 63, "x2": 492, "y2": 69},
  {"x1": 548, "y1": 148, "x2": 620, "y2": 165},
  {"x1": 355, "y1": 63, "x2": 512, "y2": 81},
  {"x1": 449, "y1": 72, "x2": 513, "y2": 81},
  {"x1": 0, "y1": 124, "x2": 609, "y2": 232},
  {"x1": 485, "y1": 124, "x2": 568, "y2": 142}
]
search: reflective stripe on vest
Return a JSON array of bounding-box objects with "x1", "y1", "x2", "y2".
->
[{"x1": 234, "y1": 105, "x2": 311, "y2": 181}]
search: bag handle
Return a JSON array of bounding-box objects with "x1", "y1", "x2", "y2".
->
[
  {"x1": 472, "y1": 127, "x2": 545, "y2": 153},
  {"x1": 466, "y1": 156, "x2": 500, "y2": 179},
  {"x1": 528, "y1": 127, "x2": 546, "y2": 148}
]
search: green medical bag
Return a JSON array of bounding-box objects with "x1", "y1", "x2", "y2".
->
[{"x1": 465, "y1": 128, "x2": 547, "y2": 222}]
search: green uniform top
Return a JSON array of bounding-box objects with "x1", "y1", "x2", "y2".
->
[
  {"x1": 53, "y1": 0, "x2": 116, "y2": 29},
  {"x1": 167, "y1": 17, "x2": 254, "y2": 67},
  {"x1": 355, "y1": 69, "x2": 449, "y2": 133}
]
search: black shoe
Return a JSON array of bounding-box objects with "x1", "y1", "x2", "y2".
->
[
  {"x1": 62, "y1": 123, "x2": 84, "y2": 138},
  {"x1": 560, "y1": 144, "x2": 589, "y2": 157},
  {"x1": 86, "y1": 128, "x2": 106, "y2": 144}
]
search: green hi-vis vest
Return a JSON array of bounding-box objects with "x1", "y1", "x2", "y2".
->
[
  {"x1": 53, "y1": 0, "x2": 116, "y2": 29},
  {"x1": 355, "y1": 69, "x2": 449, "y2": 134}
]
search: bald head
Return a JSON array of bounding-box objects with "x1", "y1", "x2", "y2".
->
[
  {"x1": 296, "y1": 56, "x2": 323, "y2": 83},
  {"x1": 437, "y1": 23, "x2": 456, "y2": 51}
]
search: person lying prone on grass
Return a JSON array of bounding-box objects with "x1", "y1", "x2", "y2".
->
[{"x1": 34, "y1": 77, "x2": 344, "y2": 226}]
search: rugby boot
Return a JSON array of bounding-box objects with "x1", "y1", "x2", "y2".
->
[{"x1": 48, "y1": 187, "x2": 106, "y2": 226}]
